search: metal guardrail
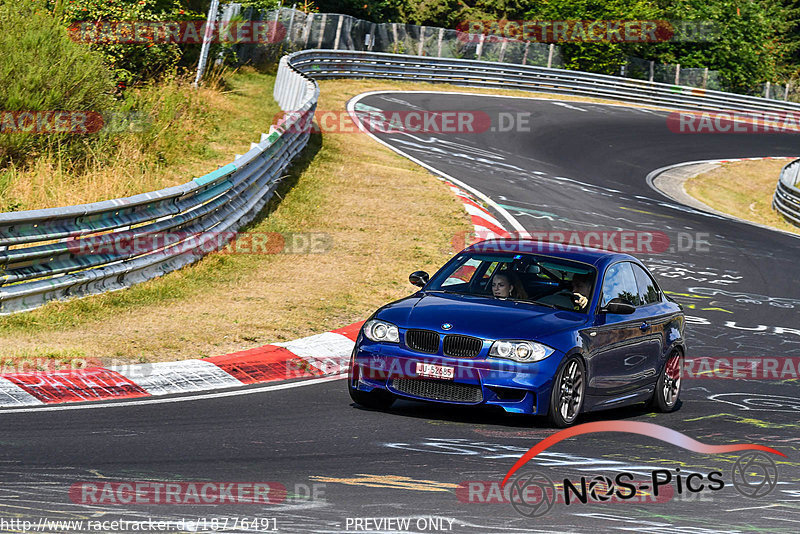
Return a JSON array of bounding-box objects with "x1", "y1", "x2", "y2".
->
[
  {"x1": 0, "y1": 59, "x2": 318, "y2": 315},
  {"x1": 3, "y1": 48, "x2": 799, "y2": 314},
  {"x1": 773, "y1": 159, "x2": 800, "y2": 228},
  {"x1": 286, "y1": 50, "x2": 800, "y2": 114}
]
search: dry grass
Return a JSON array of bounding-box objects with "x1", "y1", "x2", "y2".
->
[
  {"x1": 0, "y1": 68, "x2": 274, "y2": 212},
  {"x1": 0, "y1": 77, "x2": 661, "y2": 365},
  {"x1": 684, "y1": 159, "x2": 800, "y2": 236}
]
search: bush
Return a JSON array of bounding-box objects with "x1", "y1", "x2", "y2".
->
[
  {"x1": 49, "y1": 0, "x2": 190, "y2": 86},
  {"x1": 0, "y1": 2, "x2": 117, "y2": 164}
]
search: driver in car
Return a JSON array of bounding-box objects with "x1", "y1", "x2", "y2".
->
[
  {"x1": 537, "y1": 273, "x2": 593, "y2": 311},
  {"x1": 570, "y1": 273, "x2": 592, "y2": 310}
]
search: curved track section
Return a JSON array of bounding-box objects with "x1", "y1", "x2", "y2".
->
[{"x1": 2, "y1": 93, "x2": 799, "y2": 533}]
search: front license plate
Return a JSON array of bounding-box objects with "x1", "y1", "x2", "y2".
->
[{"x1": 416, "y1": 362, "x2": 454, "y2": 380}]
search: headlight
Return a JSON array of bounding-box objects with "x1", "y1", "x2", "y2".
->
[
  {"x1": 363, "y1": 319, "x2": 400, "y2": 343},
  {"x1": 489, "y1": 340, "x2": 554, "y2": 362}
]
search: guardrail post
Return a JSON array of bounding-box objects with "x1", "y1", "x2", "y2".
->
[
  {"x1": 269, "y1": 3, "x2": 282, "y2": 44},
  {"x1": 317, "y1": 13, "x2": 327, "y2": 48},
  {"x1": 193, "y1": 0, "x2": 220, "y2": 87},
  {"x1": 547, "y1": 43, "x2": 554, "y2": 68},
  {"x1": 477, "y1": 33, "x2": 485, "y2": 60},
  {"x1": 418, "y1": 26, "x2": 425, "y2": 56},
  {"x1": 370, "y1": 23, "x2": 376, "y2": 51},
  {"x1": 333, "y1": 15, "x2": 343, "y2": 50},
  {"x1": 437, "y1": 28, "x2": 444, "y2": 56},
  {"x1": 649, "y1": 60, "x2": 654, "y2": 82},
  {"x1": 765, "y1": 81, "x2": 771, "y2": 99},
  {"x1": 303, "y1": 13, "x2": 313, "y2": 48},
  {"x1": 274, "y1": 56, "x2": 287, "y2": 107},
  {"x1": 287, "y1": 5, "x2": 296, "y2": 42},
  {"x1": 674, "y1": 63, "x2": 680, "y2": 85}
]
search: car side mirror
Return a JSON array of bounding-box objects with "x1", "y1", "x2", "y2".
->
[
  {"x1": 602, "y1": 300, "x2": 636, "y2": 314},
  {"x1": 409, "y1": 270, "x2": 429, "y2": 288}
]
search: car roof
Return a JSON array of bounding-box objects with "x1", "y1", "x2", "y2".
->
[{"x1": 462, "y1": 238, "x2": 638, "y2": 268}]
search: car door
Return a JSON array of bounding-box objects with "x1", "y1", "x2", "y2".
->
[
  {"x1": 585, "y1": 262, "x2": 659, "y2": 397},
  {"x1": 632, "y1": 262, "x2": 676, "y2": 379}
]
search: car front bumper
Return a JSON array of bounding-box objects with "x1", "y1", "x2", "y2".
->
[{"x1": 350, "y1": 339, "x2": 566, "y2": 415}]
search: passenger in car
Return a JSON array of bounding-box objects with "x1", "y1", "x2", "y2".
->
[{"x1": 491, "y1": 272, "x2": 529, "y2": 300}]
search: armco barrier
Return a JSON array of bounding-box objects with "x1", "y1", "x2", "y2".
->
[
  {"x1": 773, "y1": 159, "x2": 800, "y2": 228},
  {"x1": 4, "y1": 48, "x2": 800, "y2": 314},
  {"x1": 0, "y1": 60, "x2": 317, "y2": 315},
  {"x1": 285, "y1": 50, "x2": 800, "y2": 114}
]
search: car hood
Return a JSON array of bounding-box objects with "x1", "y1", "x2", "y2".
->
[{"x1": 375, "y1": 291, "x2": 588, "y2": 342}]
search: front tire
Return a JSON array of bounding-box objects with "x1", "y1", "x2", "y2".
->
[
  {"x1": 650, "y1": 351, "x2": 683, "y2": 412},
  {"x1": 348, "y1": 385, "x2": 395, "y2": 410},
  {"x1": 548, "y1": 356, "x2": 586, "y2": 428},
  {"x1": 347, "y1": 352, "x2": 395, "y2": 410}
]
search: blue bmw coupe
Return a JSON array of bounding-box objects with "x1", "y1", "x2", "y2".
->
[{"x1": 348, "y1": 239, "x2": 686, "y2": 427}]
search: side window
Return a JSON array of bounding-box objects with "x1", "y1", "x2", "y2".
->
[
  {"x1": 632, "y1": 264, "x2": 661, "y2": 305},
  {"x1": 601, "y1": 262, "x2": 641, "y2": 307}
]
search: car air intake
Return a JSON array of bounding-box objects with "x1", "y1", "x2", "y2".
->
[
  {"x1": 443, "y1": 334, "x2": 483, "y2": 358},
  {"x1": 392, "y1": 378, "x2": 483, "y2": 403},
  {"x1": 405, "y1": 329, "x2": 440, "y2": 354}
]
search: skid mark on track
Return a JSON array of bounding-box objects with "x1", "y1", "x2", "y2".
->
[
  {"x1": 309, "y1": 474, "x2": 459, "y2": 493},
  {"x1": 684, "y1": 413, "x2": 800, "y2": 429}
]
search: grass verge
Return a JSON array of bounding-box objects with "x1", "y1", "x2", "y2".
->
[{"x1": 684, "y1": 159, "x2": 800, "y2": 236}]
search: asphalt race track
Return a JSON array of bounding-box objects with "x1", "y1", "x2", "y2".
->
[{"x1": 2, "y1": 92, "x2": 800, "y2": 533}]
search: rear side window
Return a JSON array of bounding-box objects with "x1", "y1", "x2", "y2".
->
[
  {"x1": 632, "y1": 264, "x2": 661, "y2": 305},
  {"x1": 601, "y1": 262, "x2": 641, "y2": 307}
]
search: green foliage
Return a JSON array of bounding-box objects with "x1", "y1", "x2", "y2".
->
[
  {"x1": 238, "y1": 0, "x2": 281, "y2": 11},
  {"x1": 315, "y1": 1, "x2": 800, "y2": 92},
  {"x1": 0, "y1": 2, "x2": 116, "y2": 164},
  {"x1": 46, "y1": 0, "x2": 196, "y2": 85},
  {"x1": 651, "y1": 0, "x2": 800, "y2": 93},
  {"x1": 524, "y1": 0, "x2": 661, "y2": 74}
]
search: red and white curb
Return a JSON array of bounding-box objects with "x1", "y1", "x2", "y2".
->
[
  {"x1": 707, "y1": 156, "x2": 797, "y2": 164},
  {"x1": 442, "y1": 179, "x2": 511, "y2": 240},
  {"x1": 0, "y1": 323, "x2": 363, "y2": 408},
  {"x1": 0, "y1": 177, "x2": 510, "y2": 408}
]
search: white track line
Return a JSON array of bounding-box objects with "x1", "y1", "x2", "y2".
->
[{"x1": 347, "y1": 91, "x2": 527, "y2": 234}]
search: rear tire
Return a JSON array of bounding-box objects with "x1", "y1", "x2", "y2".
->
[
  {"x1": 547, "y1": 356, "x2": 586, "y2": 428},
  {"x1": 650, "y1": 351, "x2": 683, "y2": 413}
]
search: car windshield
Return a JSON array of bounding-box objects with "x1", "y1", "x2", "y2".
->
[{"x1": 426, "y1": 252, "x2": 597, "y2": 312}]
